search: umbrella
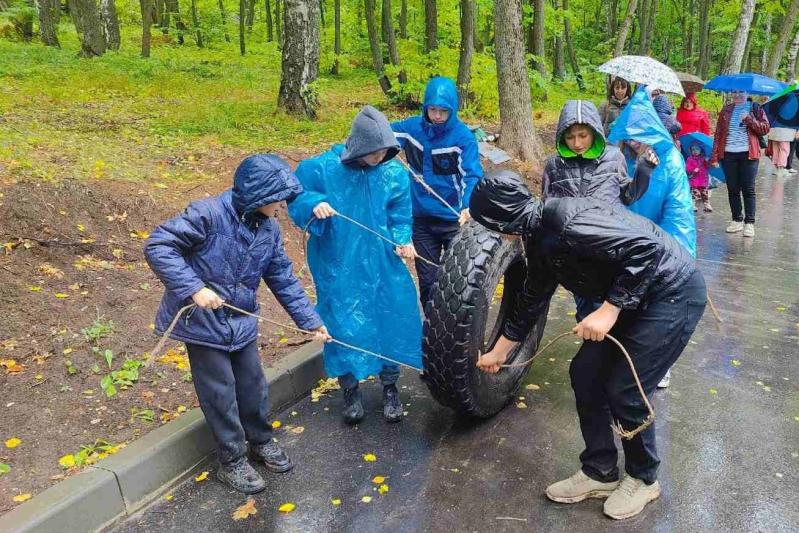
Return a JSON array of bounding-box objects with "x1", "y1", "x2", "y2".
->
[
  {"x1": 679, "y1": 132, "x2": 725, "y2": 183},
  {"x1": 704, "y1": 73, "x2": 787, "y2": 96},
  {"x1": 598, "y1": 55, "x2": 685, "y2": 96},
  {"x1": 763, "y1": 83, "x2": 799, "y2": 128},
  {"x1": 675, "y1": 71, "x2": 705, "y2": 93}
]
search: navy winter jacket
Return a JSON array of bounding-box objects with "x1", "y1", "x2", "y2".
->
[{"x1": 145, "y1": 155, "x2": 323, "y2": 352}]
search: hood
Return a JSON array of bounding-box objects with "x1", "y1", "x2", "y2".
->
[
  {"x1": 680, "y1": 92, "x2": 699, "y2": 109},
  {"x1": 422, "y1": 77, "x2": 459, "y2": 134},
  {"x1": 469, "y1": 170, "x2": 541, "y2": 236},
  {"x1": 608, "y1": 86, "x2": 675, "y2": 156},
  {"x1": 340, "y1": 105, "x2": 400, "y2": 165},
  {"x1": 555, "y1": 100, "x2": 607, "y2": 159},
  {"x1": 232, "y1": 154, "x2": 303, "y2": 216},
  {"x1": 688, "y1": 142, "x2": 706, "y2": 156},
  {"x1": 652, "y1": 94, "x2": 675, "y2": 117}
]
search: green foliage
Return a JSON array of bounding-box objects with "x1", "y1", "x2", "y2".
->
[
  {"x1": 82, "y1": 318, "x2": 115, "y2": 345},
  {"x1": 130, "y1": 407, "x2": 155, "y2": 423},
  {"x1": 0, "y1": 0, "x2": 36, "y2": 41},
  {"x1": 99, "y1": 354, "x2": 144, "y2": 397},
  {"x1": 0, "y1": 462, "x2": 10, "y2": 475}
]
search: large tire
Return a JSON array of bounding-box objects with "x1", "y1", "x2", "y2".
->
[{"x1": 422, "y1": 222, "x2": 549, "y2": 418}]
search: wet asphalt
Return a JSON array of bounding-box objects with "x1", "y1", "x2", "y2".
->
[{"x1": 112, "y1": 165, "x2": 799, "y2": 533}]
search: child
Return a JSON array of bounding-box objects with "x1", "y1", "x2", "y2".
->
[
  {"x1": 391, "y1": 76, "x2": 484, "y2": 307},
  {"x1": 686, "y1": 143, "x2": 712, "y2": 212},
  {"x1": 288, "y1": 106, "x2": 422, "y2": 424},
  {"x1": 145, "y1": 154, "x2": 330, "y2": 494},
  {"x1": 651, "y1": 92, "x2": 682, "y2": 139},
  {"x1": 599, "y1": 76, "x2": 632, "y2": 136}
]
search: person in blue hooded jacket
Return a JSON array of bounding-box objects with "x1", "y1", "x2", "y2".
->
[
  {"x1": 288, "y1": 106, "x2": 422, "y2": 425},
  {"x1": 391, "y1": 76, "x2": 484, "y2": 306},
  {"x1": 145, "y1": 154, "x2": 330, "y2": 495}
]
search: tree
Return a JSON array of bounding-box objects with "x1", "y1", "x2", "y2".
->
[
  {"x1": 424, "y1": 0, "x2": 437, "y2": 51},
  {"x1": 71, "y1": 0, "x2": 107, "y2": 56},
  {"x1": 787, "y1": 27, "x2": 799, "y2": 78},
  {"x1": 614, "y1": 0, "x2": 639, "y2": 57},
  {"x1": 493, "y1": 0, "x2": 541, "y2": 161},
  {"x1": 530, "y1": 0, "x2": 545, "y2": 77},
  {"x1": 552, "y1": 0, "x2": 565, "y2": 79},
  {"x1": 37, "y1": 0, "x2": 60, "y2": 46},
  {"x1": 697, "y1": 0, "x2": 711, "y2": 77},
  {"x1": 247, "y1": 0, "x2": 255, "y2": 29},
  {"x1": 278, "y1": 0, "x2": 320, "y2": 117},
  {"x1": 382, "y1": 0, "x2": 406, "y2": 83},
  {"x1": 562, "y1": 0, "x2": 584, "y2": 90},
  {"x1": 190, "y1": 0, "x2": 203, "y2": 46},
  {"x1": 274, "y1": 0, "x2": 281, "y2": 48},
  {"x1": 100, "y1": 0, "x2": 120, "y2": 50},
  {"x1": 331, "y1": 0, "x2": 340, "y2": 73},
  {"x1": 140, "y1": 0, "x2": 153, "y2": 56},
  {"x1": 767, "y1": 0, "x2": 799, "y2": 77},
  {"x1": 457, "y1": 0, "x2": 475, "y2": 105},
  {"x1": 218, "y1": 0, "x2": 230, "y2": 42},
  {"x1": 399, "y1": 0, "x2": 407, "y2": 38},
  {"x1": 239, "y1": 0, "x2": 245, "y2": 54},
  {"x1": 723, "y1": 0, "x2": 755, "y2": 74},
  {"x1": 760, "y1": 12, "x2": 772, "y2": 72},
  {"x1": 264, "y1": 0, "x2": 272, "y2": 41},
  {"x1": 164, "y1": 0, "x2": 186, "y2": 44},
  {"x1": 364, "y1": 0, "x2": 391, "y2": 94}
]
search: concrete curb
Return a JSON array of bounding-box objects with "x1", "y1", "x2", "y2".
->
[{"x1": 1, "y1": 342, "x2": 325, "y2": 533}]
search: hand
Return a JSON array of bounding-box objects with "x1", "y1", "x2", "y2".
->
[
  {"x1": 476, "y1": 335, "x2": 518, "y2": 374},
  {"x1": 313, "y1": 325, "x2": 333, "y2": 343},
  {"x1": 458, "y1": 209, "x2": 471, "y2": 226},
  {"x1": 395, "y1": 243, "x2": 416, "y2": 259},
  {"x1": 192, "y1": 287, "x2": 224, "y2": 310},
  {"x1": 711, "y1": 162, "x2": 720, "y2": 168},
  {"x1": 312, "y1": 202, "x2": 336, "y2": 219},
  {"x1": 572, "y1": 302, "x2": 621, "y2": 341},
  {"x1": 641, "y1": 148, "x2": 659, "y2": 167}
]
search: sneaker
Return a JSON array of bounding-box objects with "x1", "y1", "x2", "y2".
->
[
  {"x1": 657, "y1": 369, "x2": 671, "y2": 389},
  {"x1": 603, "y1": 476, "x2": 661, "y2": 520},
  {"x1": 545, "y1": 469, "x2": 619, "y2": 504},
  {"x1": 382, "y1": 384, "x2": 403, "y2": 423},
  {"x1": 342, "y1": 385, "x2": 364, "y2": 424},
  {"x1": 743, "y1": 223, "x2": 755, "y2": 238},
  {"x1": 250, "y1": 439, "x2": 294, "y2": 473},
  {"x1": 703, "y1": 202, "x2": 713, "y2": 212},
  {"x1": 788, "y1": 168, "x2": 798, "y2": 174},
  {"x1": 726, "y1": 221, "x2": 744, "y2": 233},
  {"x1": 216, "y1": 457, "x2": 266, "y2": 494}
]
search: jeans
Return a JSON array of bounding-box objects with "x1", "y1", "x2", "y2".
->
[
  {"x1": 570, "y1": 270, "x2": 707, "y2": 484},
  {"x1": 338, "y1": 365, "x2": 400, "y2": 389},
  {"x1": 412, "y1": 217, "x2": 460, "y2": 308},
  {"x1": 721, "y1": 151, "x2": 758, "y2": 223},
  {"x1": 186, "y1": 341, "x2": 272, "y2": 464}
]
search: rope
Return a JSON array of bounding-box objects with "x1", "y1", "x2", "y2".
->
[
  {"x1": 148, "y1": 302, "x2": 423, "y2": 371},
  {"x1": 492, "y1": 331, "x2": 654, "y2": 440},
  {"x1": 395, "y1": 157, "x2": 462, "y2": 218}
]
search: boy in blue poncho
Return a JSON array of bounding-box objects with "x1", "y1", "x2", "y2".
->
[
  {"x1": 288, "y1": 106, "x2": 422, "y2": 424},
  {"x1": 391, "y1": 77, "x2": 484, "y2": 306},
  {"x1": 145, "y1": 155, "x2": 330, "y2": 494}
]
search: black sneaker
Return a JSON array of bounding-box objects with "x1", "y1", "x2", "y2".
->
[
  {"x1": 382, "y1": 384, "x2": 403, "y2": 423},
  {"x1": 216, "y1": 457, "x2": 266, "y2": 494},
  {"x1": 250, "y1": 439, "x2": 294, "y2": 473},
  {"x1": 342, "y1": 385, "x2": 364, "y2": 424}
]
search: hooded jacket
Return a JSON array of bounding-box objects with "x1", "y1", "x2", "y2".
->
[
  {"x1": 469, "y1": 172, "x2": 696, "y2": 342},
  {"x1": 391, "y1": 77, "x2": 483, "y2": 221},
  {"x1": 609, "y1": 87, "x2": 697, "y2": 257},
  {"x1": 676, "y1": 93, "x2": 711, "y2": 136},
  {"x1": 341, "y1": 105, "x2": 400, "y2": 164},
  {"x1": 652, "y1": 94, "x2": 682, "y2": 135},
  {"x1": 711, "y1": 101, "x2": 769, "y2": 163},
  {"x1": 542, "y1": 100, "x2": 651, "y2": 207},
  {"x1": 145, "y1": 154, "x2": 322, "y2": 351}
]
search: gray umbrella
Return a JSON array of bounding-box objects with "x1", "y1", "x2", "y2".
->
[{"x1": 676, "y1": 71, "x2": 705, "y2": 93}]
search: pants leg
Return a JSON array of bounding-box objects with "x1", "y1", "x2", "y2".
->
[
  {"x1": 186, "y1": 343, "x2": 247, "y2": 464},
  {"x1": 788, "y1": 141, "x2": 796, "y2": 169},
  {"x1": 699, "y1": 187, "x2": 709, "y2": 203},
  {"x1": 773, "y1": 141, "x2": 790, "y2": 168},
  {"x1": 379, "y1": 364, "x2": 400, "y2": 386},
  {"x1": 230, "y1": 341, "x2": 273, "y2": 446},
  {"x1": 412, "y1": 218, "x2": 460, "y2": 308},
  {"x1": 722, "y1": 152, "x2": 745, "y2": 222},
  {"x1": 338, "y1": 372, "x2": 358, "y2": 390},
  {"x1": 740, "y1": 158, "x2": 758, "y2": 224}
]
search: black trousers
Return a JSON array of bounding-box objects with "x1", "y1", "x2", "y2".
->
[
  {"x1": 570, "y1": 270, "x2": 707, "y2": 484},
  {"x1": 721, "y1": 151, "x2": 758, "y2": 223},
  {"x1": 186, "y1": 341, "x2": 272, "y2": 464},
  {"x1": 412, "y1": 217, "x2": 460, "y2": 308}
]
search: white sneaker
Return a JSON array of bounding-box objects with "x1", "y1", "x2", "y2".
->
[
  {"x1": 726, "y1": 221, "x2": 744, "y2": 233},
  {"x1": 788, "y1": 168, "x2": 797, "y2": 174},
  {"x1": 603, "y1": 476, "x2": 661, "y2": 520},
  {"x1": 657, "y1": 369, "x2": 671, "y2": 389},
  {"x1": 743, "y1": 223, "x2": 755, "y2": 238},
  {"x1": 545, "y1": 469, "x2": 619, "y2": 503}
]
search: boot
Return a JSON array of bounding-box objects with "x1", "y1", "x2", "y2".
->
[
  {"x1": 382, "y1": 384, "x2": 403, "y2": 423},
  {"x1": 216, "y1": 457, "x2": 266, "y2": 494},
  {"x1": 703, "y1": 201, "x2": 713, "y2": 212},
  {"x1": 250, "y1": 439, "x2": 293, "y2": 473},
  {"x1": 342, "y1": 385, "x2": 364, "y2": 424}
]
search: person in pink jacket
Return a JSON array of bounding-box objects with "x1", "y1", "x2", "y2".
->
[{"x1": 685, "y1": 143, "x2": 712, "y2": 212}]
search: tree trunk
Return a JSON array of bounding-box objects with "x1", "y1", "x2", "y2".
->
[
  {"x1": 637, "y1": 0, "x2": 648, "y2": 53},
  {"x1": 218, "y1": 0, "x2": 230, "y2": 42},
  {"x1": 723, "y1": 0, "x2": 755, "y2": 74},
  {"x1": 457, "y1": 0, "x2": 475, "y2": 105},
  {"x1": 239, "y1": 0, "x2": 245, "y2": 53},
  {"x1": 743, "y1": 10, "x2": 759, "y2": 73},
  {"x1": 643, "y1": 0, "x2": 656, "y2": 54},
  {"x1": 614, "y1": 0, "x2": 638, "y2": 57},
  {"x1": 247, "y1": 0, "x2": 256, "y2": 29},
  {"x1": 364, "y1": 0, "x2": 392, "y2": 94},
  {"x1": 319, "y1": 0, "x2": 324, "y2": 26},
  {"x1": 140, "y1": 0, "x2": 153, "y2": 56},
  {"x1": 697, "y1": 0, "x2": 710, "y2": 77},
  {"x1": 562, "y1": 0, "x2": 583, "y2": 90},
  {"x1": 72, "y1": 0, "x2": 107, "y2": 56},
  {"x1": 100, "y1": 0, "x2": 120, "y2": 50},
  {"x1": 278, "y1": 0, "x2": 320, "y2": 117},
  {"x1": 274, "y1": 0, "x2": 281, "y2": 48},
  {"x1": 264, "y1": 0, "x2": 272, "y2": 40},
  {"x1": 190, "y1": 0, "x2": 202, "y2": 46},
  {"x1": 608, "y1": 0, "x2": 618, "y2": 34},
  {"x1": 399, "y1": 0, "x2": 407, "y2": 38},
  {"x1": 37, "y1": 0, "x2": 60, "y2": 46},
  {"x1": 165, "y1": 0, "x2": 186, "y2": 44},
  {"x1": 494, "y1": 0, "x2": 541, "y2": 161},
  {"x1": 382, "y1": 0, "x2": 406, "y2": 83},
  {"x1": 766, "y1": 0, "x2": 799, "y2": 77},
  {"x1": 787, "y1": 26, "x2": 799, "y2": 79},
  {"x1": 331, "y1": 0, "x2": 340, "y2": 73},
  {"x1": 424, "y1": 0, "x2": 437, "y2": 51},
  {"x1": 381, "y1": 0, "x2": 387, "y2": 41},
  {"x1": 760, "y1": 13, "x2": 772, "y2": 72},
  {"x1": 531, "y1": 0, "x2": 545, "y2": 77},
  {"x1": 552, "y1": 0, "x2": 565, "y2": 79}
]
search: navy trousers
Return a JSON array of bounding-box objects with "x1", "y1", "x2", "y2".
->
[
  {"x1": 186, "y1": 341, "x2": 272, "y2": 464},
  {"x1": 412, "y1": 217, "x2": 460, "y2": 307},
  {"x1": 570, "y1": 270, "x2": 707, "y2": 484}
]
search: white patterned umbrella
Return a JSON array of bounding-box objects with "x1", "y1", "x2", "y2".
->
[{"x1": 598, "y1": 55, "x2": 685, "y2": 96}]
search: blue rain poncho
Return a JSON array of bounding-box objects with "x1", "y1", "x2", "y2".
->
[
  {"x1": 288, "y1": 110, "x2": 422, "y2": 379},
  {"x1": 609, "y1": 87, "x2": 697, "y2": 257}
]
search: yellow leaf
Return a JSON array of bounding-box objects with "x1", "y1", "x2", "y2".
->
[
  {"x1": 68, "y1": 283, "x2": 80, "y2": 291},
  {"x1": 12, "y1": 493, "x2": 32, "y2": 502},
  {"x1": 54, "y1": 293, "x2": 69, "y2": 299},
  {"x1": 154, "y1": 183, "x2": 169, "y2": 189},
  {"x1": 28, "y1": 286, "x2": 42, "y2": 292},
  {"x1": 516, "y1": 402, "x2": 528, "y2": 409},
  {"x1": 378, "y1": 484, "x2": 389, "y2": 495},
  {"x1": 278, "y1": 337, "x2": 289, "y2": 344},
  {"x1": 130, "y1": 230, "x2": 150, "y2": 240},
  {"x1": 5, "y1": 437, "x2": 21, "y2": 449},
  {"x1": 58, "y1": 454, "x2": 76, "y2": 469},
  {"x1": 76, "y1": 224, "x2": 85, "y2": 232},
  {"x1": 271, "y1": 420, "x2": 282, "y2": 429},
  {"x1": 290, "y1": 426, "x2": 305, "y2": 434},
  {"x1": 331, "y1": 498, "x2": 341, "y2": 506},
  {"x1": 34, "y1": 374, "x2": 43, "y2": 380},
  {"x1": 164, "y1": 494, "x2": 174, "y2": 501},
  {"x1": 525, "y1": 384, "x2": 540, "y2": 390},
  {"x1": 371, "y1": 476, "x2": 385, "y2": 484},
  {"x1": 731, "y1": 359, "x2": 742, "y2": 367},
  {"x1": 363, "y1": 453, "x2": 377, "y2": 462},
  {"x1": 278, "y1": 502, "x2": 296, "y2": 513},
  {"x1": 361, "y1": 496, "x2": 372, "y2": 503},
  {"x1": 62, "y1": 348, "x2": 73, "y2": 355},
  {"x1": 709, "y1": 388, "x2": 718, "y2": 395},
  {"x1": 777, "y1": 306, "x2": 787, "y2": 311},
  {"x1": 177, "y1": 405, "x2": 187, "y2": 413},
  {"x1": 112, "y1": 248, "x2": 124, "y2": 259},
  {"x1": 195, "y1": 471, "x2": 209, "y2": 482},
  {"x1": 232, "y1": 497, "x2": 258, "y2": 520}
]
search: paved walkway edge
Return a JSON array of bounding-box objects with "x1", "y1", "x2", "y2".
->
[{"x1": 0, "y1": 342, "x2": 325, "y2": 533}]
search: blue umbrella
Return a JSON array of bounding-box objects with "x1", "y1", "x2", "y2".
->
[
  {"x1": 763, "y1": 83, "x2": 799, "y2": 128},
  {"x1": 704, "y1": 73, "x2": 787, "y2": 96},
  {"x1": 680, "y1": 132, "x2": 726, "y2": 183}
]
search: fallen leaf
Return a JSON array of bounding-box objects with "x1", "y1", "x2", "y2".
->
[
  {"x1": 709, "y1": 388, "x2": 718, "y2": 395},
  {"x1": 76, "y1": 224, "x2": 85, "y2": 232},
  {"x1": 5, "y1": 437, "x2": 21, "y2": 449},
  {"x1": 58, "y1": 454, "x2": 76, "y2": 469},
  {"x1": 54, "y1": 293, "x2": 69, "y2": 299},
  {"x1": 177, "y1": 405, "x2": 187, "y2": 413},
  {"x1": 361, "y1": 496, "x2": 372, "y2": 503},
  {"x1": 154, "y1": 183, "x2": 169, "y2": 189},
  {"x1": 372, "y1": 476, "x2": 386, "y2": 484},
  {"x1": 290, "y1": 426, "x2": 305, "y2": 434},
  {"x1": 38, "y1": 263, "x2": 64, "y2": 278},
  {"x1": 195, "y1": 471, "x2": 209, "y2": 482},
  {"x1": 770, "y1": 328, "x2": 780, "y2": 333},
  {"x1": 278, "y1": 502, "x2": 296, "y2": 513},
  {"x1": 331, "y1": 498, "x2": 341, "y2": 506},
  {"x1": 130, "y1": 230, "x2": 150, "y2": 240},
  {"x1": 0, "y1": 463, "x2": 10, "y2": 475},
  {"x1": 28, "y1": 286, "x2": 42, "y2": 292},
  {"x1": 378, "y1": 484, "x2": 389, "y2": 494},
  {"x1": 1, "y1": 359, "x2": 25, "y2": 374},
  {"x1": 775, "y1": 473, "x2": 784, "y2": 478},
  {"x1": 271, "y1": 420, "x2": 282, "y2": 429},
  {"x1": 777, "y1": 306, "x2": 787, "y2": 311},
  {"x1": 12, "y1": 493, "x2": 32, "y2": 502},
  {"x1": 232, "y1": 497, "x2": 258, "y2": 520},
  {"x1": 516, "y1": 402, "x2": 528, "y2": 409},
  {"x1": 164, "y1": 494, "x2": 174, "y2": 501},
  {"x1": 62, "y1": 348, "x2": 73, "y2": 355},
  {"x1": 363, "y1": 453, "x2": 377, "y2": 462},
  {"x1": 525, "y1": 384, "x2": 540, "y2": 390},
  {"x1": 731, "y1": 359, "x2": 742, "y2": 367},
  {"x1": 763, "y1": 386, "x2": 772, "y2": 392}
]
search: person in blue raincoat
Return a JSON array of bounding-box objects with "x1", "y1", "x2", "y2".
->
[
  {"x1": 609, "y1": 86, "x2": 697, "y2": 389},
  {"x1": 145, "y1": 154, "x2": 330, "y2": 494},
  {"x1": 288, "y1": 106, "x2": 422, "y2": 425},
  {"x1": 391, "y1": 76, "x2": 484, "y2": 306}
]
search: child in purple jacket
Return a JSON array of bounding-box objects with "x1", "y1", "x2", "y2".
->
[{"x1": 685, "y1": 143, "x2": 712, "y2": 212}]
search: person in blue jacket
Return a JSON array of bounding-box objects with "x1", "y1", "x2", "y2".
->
[
  {"x1": 288, "y1": 106, "x2": 423, "y2": 425},
  {"x1": 145, "y1": 154, "x2": 330, "y2": 495},
  {"x1": 391, "y1": 76, "x2": 484, "y2": 306}
]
